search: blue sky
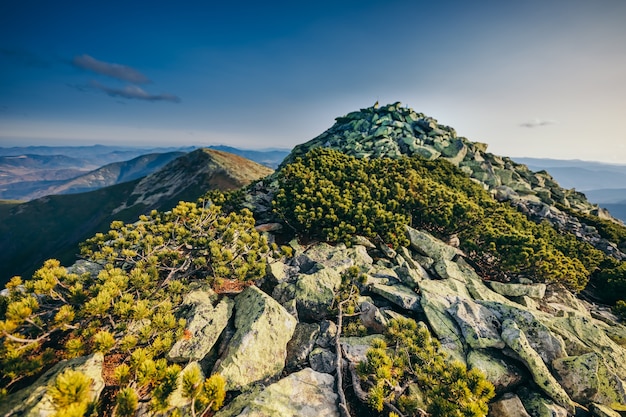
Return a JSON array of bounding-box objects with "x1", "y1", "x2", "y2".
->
[{"x1": 1, "y1": 1, "x2": 625, "y2": 162}]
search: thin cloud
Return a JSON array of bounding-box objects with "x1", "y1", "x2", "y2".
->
[
  {"x1": 73, "y1": 54, "x2": 150, "y2": 84},
  {"x1": 90, "y1": 81, "x2": 180, "y2": 103},
  {"x1": 519, "y1": 119, "x2": 557, "y2": 128}
]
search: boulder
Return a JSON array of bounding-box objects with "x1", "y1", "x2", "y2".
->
[
  {"x1": 309, "y1": 347, "x2": 336, "y2": 374},
  {"x1": 448, "y1": 298, "x2": 505, "y2": 349},
  {"x1": 500, "y1": 319, "x2": 575, "y2": 413},
  {"x1": 518, "y1": 388, "x2": 568, "y2": 417},
  {"x1": 489, "y1": 281, "x2": 547, "y2": 299},
  {"x1": 340, "y1": 335, "x2": 382, "y2": 365},
  {"x1": 467, "y1": 350, "x2": 524, "y2": 392},
  {"x1": 0, "y1": 353, "x2": 104, "y2": 417},
  {"x1": 552, "y1": 352, "x2": 626, "y2": 406},
  {"x1": 589, "y1": 403, "x2": 623, "y2": 417},
  {"x1": 167, "y1": 296, "x2": 234, "y2": 362},
  {"x1": 480, "y1": 301, "x2": 567, "y2": 364},
  {"x1": 293, "y1": 267, "x2": 342, "y2": 321},
  {"x1": 359, "y1": 300, "x2": 388, "y2": 333},
  {"x1": 405, "y1": 226, "x2": 459, "y2": 262},
  {"x1": 214, "y1": 286, "x2": 297, "y2": 391},
  {"x1": 285, "y1": 322, "x2": 320, "y2": 369},
  {"x1": 370, "y1": 283, "x2": 421, "y2": 311},
  {"x1": 216, "y1": 368, "x2": 340, "y2": 417},
  {"x1": 316, "y1": 320, "x2": 338, "y2": 349},
  {"x1": 487, "y1": 393, "x2": 531, "y2": 417}
]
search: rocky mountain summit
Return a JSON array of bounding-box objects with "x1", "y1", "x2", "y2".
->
[{"x1": 2, "y1": 104, "x2": 626, "y2": 417}]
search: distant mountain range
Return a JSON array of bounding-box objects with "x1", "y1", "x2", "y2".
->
[
  {"x1": 0, "y1": 149, "x2": 273, "y2": 285},
  {"x1": 514, "y1": 157, "x2": 626, "y2": 222},
  {"x1": 0, "y1": 145, "x2": 290, "y2": 201}
]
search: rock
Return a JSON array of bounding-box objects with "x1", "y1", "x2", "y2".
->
[
  {"x1": 214, "y1": 286, "x2": 297, "y2": 391},
  {"x1": 500, "y1": 319, "x2": 575, "y2": 413},
  {"x1": 285, "y1": 322, "x2": 320, "y2": 369},
  {"x1": 405, "y1": 226, "x2": 459, "y2": 262},
  {"x1": 65, "y1": 259, "x2": 103, "y2": 278},
  {"x1": 480, "y1": 301, "x2": 567, "y2": 364},
  {"x1": 489, "y1": 281, "x2": 547, "y2": 299},
  {"x1": 267, "y1": 261, "x2": 292, "y2": 284},
  {"x1": 359, "y1": 301, "x2": 388, "y2": 333},
  {"x1": 418, "y1": 277, "x2": 471, "y2": 363},
  {"x1": 517, "y1": 387, "x2": 568, "y2": 417},
  {"x1": 309, "y1": 347, "x2": 336, "y2": 374},
  {"x1": 488, "y1": 393, "x2": 531, "y2": 417},
  {"x1": 370, "y1": 283, "x2": 421, "y2": 311},
  {"x1": 552, "y1": 352, "x2": 626, "y2": 406},
  {"x1": 301, "y1": 242, "x2": 373, "y2": 273},
  {"x1": 316, "y1": 320, "x2": 338, "y2": 348},
  {"x1": 294, "y1": 267, "x2": 342, "y2": 321},
  {"x1": 216, "y1": 368, "x2": 340, "y2": 417},
  {"x1": 589, "y1": 403, "x2": 622, "y2": 417},
  {"x1": 340, "y1": 335, "x2": 382, "y2": 365},
  {"x1": 167, "y1": 296, "x2": 234, "y2": 362},
  {"x1": 467, "y1": 350, "x2": 524, "y2": 392},
  {"x1": 448, "y1": 298, "x2": 505, "y2": 349},
  {"x1": 255, "y1": 222, "x2": 283, "y2": 232},
  {"x1": 0, "y1": 353, "x2": 105, "y2": 417}
]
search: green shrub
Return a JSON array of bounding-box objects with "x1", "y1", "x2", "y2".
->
[{"x1": 358, "y1": 318, "x2": 494, "y2": 417}]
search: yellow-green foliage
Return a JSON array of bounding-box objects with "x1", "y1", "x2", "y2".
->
[
  {"x1": 48, "y1": 369, "x2": 92, "y2": 417},
  {"x1": 273, "y1": 148, "x2": 617, "y2": 292},
  {"x1": 358, "y1": 318, "x2": 495, "y2": 417},
  {"x1": 0, "y1": 200, "x2": 268, "y2": 411}
]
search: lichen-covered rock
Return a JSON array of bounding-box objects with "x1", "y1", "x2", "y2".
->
[
  {"x1": 285, "y1": 322, "x2": 320, "y2": 369},
  {"x1": 339, "y1": 334, "x2": 382, "y2": 365},
  {"x1": 214, "y1": 286, "x2": 297, "y2": 391},
  {"x1": 448, "y1": 298, "x2": 505, "y2": 349},
  {"x1": 589, "y1": 403, "x2": 623, "y2": 417},
  {"x1": 293, "y1": 267, "x2": 342, "y2": 321},
  {"x1": 552, "y1": 352, "x2": 626, "y2": 407},
  {"x1": 467, "y1": 350, "x2": 525, "y2": 392},
  {"x1": 405, "y1": 226, "x2": 459, "y2": 262},
  {"x1": 518, "y1": 388, "x2": 568, "y2": 417},
  {"x1": 0, "y1": 353, "x2": 104, "y2": 417},
  {"x1": 370, "y1": 283, "x2": 421, "y2": 311},
  {"x1": 489, "y1": 281, "x2": 547, "y2": 299},
  {"x1": 480, "y1": 302, "x2": 567, "y2": 364},
  {"x1": 487, "y1": 393, "x2": 531, "y2": 417},
  {"x1": 500, "y1": 320, "x2": 575, "y2": 413},
  {"x1": 309, "y1": 347, "x2": 336, "y2": 374},
  {"x1": 359, "y1": 300, "x2": 388, "y2": 333},
  {"x1": 167, "y1": 295, "x2": 233, "y2": 362},
  {"x1": 316, "y1": 320, "x2": 338, "y2": 349},
  {"x1": 217, "y1": 368, "x2": 340, "y2": 417}
]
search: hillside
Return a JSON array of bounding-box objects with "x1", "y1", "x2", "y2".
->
[
  {"x1": 0, "y1": 148, "x2": 273, "y2": 285},
  {"x1": 2, "y1": 104, "x2": 626, "y2": 417},
  {"x1": 0, "y1": 152, "x2": 185, "y2": 201}
]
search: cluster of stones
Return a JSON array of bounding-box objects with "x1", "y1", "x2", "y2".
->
[
  {"x1": 4, "y1": 230, "x2": 626, "y2": 417},
  {"x1": 285, "y1": 102, "x2": 625, "y2": 259}
]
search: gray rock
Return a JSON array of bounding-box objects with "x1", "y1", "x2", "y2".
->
[
  {"x1": 448, "y1": 298, "x2": 505, "y2": 349},
  {"x1": 316, "y1": 320, "x2": 338, "y2": 348},
  {"x1": 552, "y1": 352, "x2": 626, "y2": 406},
  {"x1": 405, "y1": 226, "x2": 459, "y2": 262},
  {"x1": 359, "y1": 301, "x2": 388, "y2": 333},
  {"x1": 0, "y1": 353, "x2": 105, "y2": 417},
  {"x1": 467, "y1": 350, "x2": 524, "y2": 392},
  {"x1": 489, "y1": 281, "x2": 547, "y2": 299},
  {"x1": 589, "y1": 403, "x2": 622, "y2": 417},
  {"x1": 218, "y1": 368, "x2": 340, "y2": 417},
  {"x1": 309, "y1": 347, "x2": 336, "y2": 374},
  {"x1": 370, "y1": 283, "x2": 421, "y2": 311},
  {"x1": 488, "y1": 393, "x2": 531, "y2": 417},
  {"x1": 518, "y1": 388, "x2": 568, "y2": 417},
  {"x1": 340, "y1": 335, "x2": 383, "y2": 365},
  {"x1": 214, "y1": 286, "x2": 297, "y2": 391},
  {"x1": 294, "y1": 267, "x2": 342, "y2": 321},
  {"x1": 286, "y1": 322, "x2": 320, "y2": 369},
  {"x1": 500, "y1": 319, "x2": 575, "y2": 413},
  {"x1": 167, "y1": 296, "x2": 234, "y2": 362}
]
